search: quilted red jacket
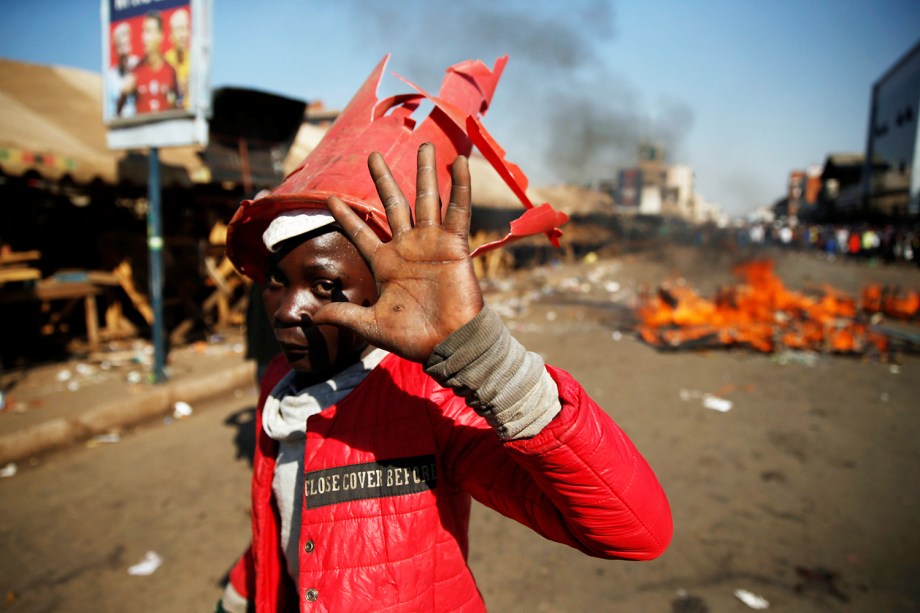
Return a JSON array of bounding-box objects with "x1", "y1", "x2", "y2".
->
[{"x1": 227, "y1": 352, "x2": 672, "y2": 612}]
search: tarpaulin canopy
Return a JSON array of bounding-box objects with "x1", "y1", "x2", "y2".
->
[
  {"x1": 0, "y1": 59, "x2": 118, "y2": 183},
  {"x1": 0, "y1": 58, "x2": 611, "y2": 218},
  {"x1": 468, "y1": 154, "x2": 613, "y2": 216},
  {"x1": 0, "y1": 59, "x2": 204, "y2": 187}
]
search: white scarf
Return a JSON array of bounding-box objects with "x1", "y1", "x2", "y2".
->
[
  {"x1": 262, "y1": 345, "x2": 390, "y2": 581},
  {"x1": 262, "y1": 346, "x2": 390, "y2": 441}
]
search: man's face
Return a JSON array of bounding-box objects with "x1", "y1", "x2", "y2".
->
[
  {"x1": 113, "y1": 25, "x2": 132, "y2": 58},
  {"x1": 170, "y1": 11, "x2": 190, "y2": 50},
  {"x1": 141, "y1": 17, "x2": 162, "y2": 55},
  {"x1": 263, "y1": 228, "x2": 378, "y2": 380}
]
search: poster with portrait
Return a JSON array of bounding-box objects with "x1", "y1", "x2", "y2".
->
[{"x1": 102, "y1": 0, "x2": 211, "y2": 148}]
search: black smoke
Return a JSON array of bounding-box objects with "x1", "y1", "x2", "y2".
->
[{"x1": 349, "y1": 0, "x2": 693, "y2": 186}]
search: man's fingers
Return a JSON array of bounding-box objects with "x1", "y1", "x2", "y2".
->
[
  {"x1": 414, "y1": 143, "x2": 441, "y2": 227},
  {"x1": 327, "y1": 196, "x2": 381, "y2": 258},
  {"x1": 442, "y1": 155, "x2": 471, "y2": 236},
  {"x1": 368, "y1": 152, "x2": 413, "y2": 238}
]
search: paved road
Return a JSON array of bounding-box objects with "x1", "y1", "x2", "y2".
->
[
  {"x1": 0, "y1": 375, "x2": 678, "y2": 613},
  {"x1": 2, "y1": 247, "x2": 919, "y2": 612},
  {"x1": 0, "y1": 387, "x2": 259, "y2": 613}
]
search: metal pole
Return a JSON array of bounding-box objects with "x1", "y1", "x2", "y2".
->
[{"x1": 147, "y1": 147, "x2": 167, "y2": 383}]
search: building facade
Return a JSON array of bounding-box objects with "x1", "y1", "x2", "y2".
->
[{"x1": 863, "y1": 39, "x2": 920, "y2": 217}]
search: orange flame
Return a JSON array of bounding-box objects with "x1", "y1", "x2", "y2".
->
[
  {"x1": 861, "y1": 285, "x2": 919, "y2": 320},
  {"x1": 636, "y1": 260, "x2": 900, "y2": 354}
]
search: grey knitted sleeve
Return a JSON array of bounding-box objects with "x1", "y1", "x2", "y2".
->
[{"x1": 423, "y1": 306, "x2": 562, "y2": 440}]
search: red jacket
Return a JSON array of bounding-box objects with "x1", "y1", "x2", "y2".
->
[{"x1": 228, "y1": 353, "x2": 671, "y2": 611}]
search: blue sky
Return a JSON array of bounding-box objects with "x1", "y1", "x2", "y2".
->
[{"x1": 1, "y1": 0, "x2": 918, "y2": 216}]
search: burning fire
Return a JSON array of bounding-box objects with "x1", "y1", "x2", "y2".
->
[
  {"x1": 636, "y1": 260, "x2": 916, "y2": 355},
  {"x1": 860, "y1": 284, "x2": 920, "y2": 321}
]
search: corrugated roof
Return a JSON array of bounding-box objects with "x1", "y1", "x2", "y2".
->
[
  {"x1": 0, "y1": 58, "x2": 610, "y2": 218},
  {"x1": 280, "y1": 124, "x2": 601, "y2": 216},
  {"x1": 282, "y1": 123, "x2": 328, "y2": 177},
  {"x1": 0, "y1": 60, "x2": 117, "y2": 182},
  {"x1": 467, "y1": 154, "x2": 612, "y2": 216},
  {"x1": 532, "y1": 183, "x2": 614, "y2": 216},
  {"x1": 825, "y1": 153, "x2": 864, "y2": 167},
  {"x1": 0, "y1": 59, "x2": 208, "y2": 186}
]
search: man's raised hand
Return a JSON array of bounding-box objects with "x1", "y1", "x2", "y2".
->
[{"x1": 314, "y1": 143, "x2": 484, "y2": 363}]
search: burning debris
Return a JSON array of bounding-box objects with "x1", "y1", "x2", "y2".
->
[
  {"x1": 860, "y1": 284, "x2": 920, "y2": 320},
  {"x1": 636, "y1": 260, "x2": 918, "y2": 356}
]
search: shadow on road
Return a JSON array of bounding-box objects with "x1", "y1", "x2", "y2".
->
[{"x1": 224, "y1": 406, "x2": 256, "y2": 467}]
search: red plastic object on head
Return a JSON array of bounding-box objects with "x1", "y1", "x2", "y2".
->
[{"x1": 226, "y1": 54, "x2": 568, "y2": 285}]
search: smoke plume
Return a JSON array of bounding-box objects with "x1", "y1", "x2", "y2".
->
[{"x1": 349, "y1": 0, "x2": 693, "y2": 186}]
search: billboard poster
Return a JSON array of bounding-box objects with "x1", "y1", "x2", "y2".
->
[
  {"x1": 617, "y1": 168, "x2": 641, "y2": 208},
  {"x1": 102, "y1": 0, "x2": 211, "y2": 148}
]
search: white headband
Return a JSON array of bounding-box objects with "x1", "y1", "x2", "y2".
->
[{"x1": 262, "y1": 209, "x2": 336, "y2": 252}]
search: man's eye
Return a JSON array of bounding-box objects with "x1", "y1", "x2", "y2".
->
[
  {"x1": 265, "y1": 268, "x2": 285, "y2": 287},
  {"x1": 314, "y1": 280, "x2": 336, "y2": 296}
]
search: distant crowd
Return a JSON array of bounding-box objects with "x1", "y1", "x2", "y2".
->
[{"x1": 738, "y1": 222, "x2": 920, "y2": 267}]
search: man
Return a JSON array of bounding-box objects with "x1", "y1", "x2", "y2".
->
[
  {"x1": 217, "y1": 55, "x2": 672, "y2": 612},
  {"x1": 121, "y1": 11, "x2": 178, "y2": 114},
  {"x1": 107, "y1": 21, "x2": 138, "y2": 118},
  {"x1": 164, "y1": 8, "x2": 191, "y2": 109}
]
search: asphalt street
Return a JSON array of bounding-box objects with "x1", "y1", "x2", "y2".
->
[
  {"x1": 0, "y1": 386, "x2": 258, "y2": 612},
  {"x1": 2, "y1": 246, "x2": 918, "y2": 612}
]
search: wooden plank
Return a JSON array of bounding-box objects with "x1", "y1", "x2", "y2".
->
[
  {"x1": 0, "y1": 281, "x2": 100, "y2": 304},
  {"x1": 34, "y1": 281, "x2": 101, "y2": 301},
  {"x1": 103, "y1": 300, "x2": 138, "y2": 339},
  {"x1": 112, "y1": 260, "x2": 154, "y2": 325},
  {"x1": 85, "y1": 270, "x2": 120, "y2": 286},
  {"x1": 84, "y1": 293, "x2": 99, "y2": 351},
  {"x1": 204, "y1": 256, "x2": 231, "y2": 295},
  {"x1": 0, "y1": 267, "x2": 41, "y2": 283},
  {"x1": 0, "y1": 250, "x2": 41, "y2": 266}
]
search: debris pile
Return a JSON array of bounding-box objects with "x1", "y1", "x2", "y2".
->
[
  {"x1": 636, "y1": 260, "x2": 917, "y2": 356},
  {"x1": 860, "y1": 284, "x2": 919, "y2": 320}
]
